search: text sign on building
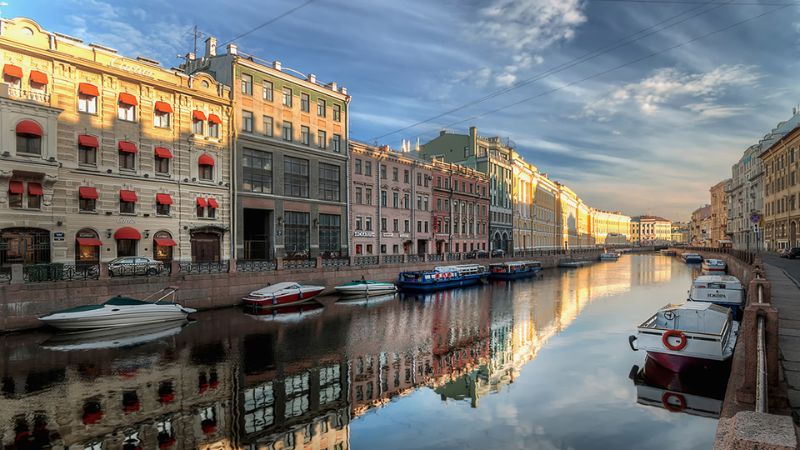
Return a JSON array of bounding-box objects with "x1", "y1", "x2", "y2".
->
[
  {"x1": 53, "y1": 232, "x2": 65, "y2": 241},
  {"x1": 353, "y1": 231, "x2": 375, "y2": 237}
]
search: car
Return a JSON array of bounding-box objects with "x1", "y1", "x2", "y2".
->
[
  {"x1": 465, "y1": 250, "x2": 489, "y2": 259},
  {"x1": 786, "y1": 247, "x2": 800, "y2": 259},
  {"x1": 780, "y1": 248, "x2": 791, "y2": 258},
  {"x1": 108, "y1": 256, "x2": 164, "y2": 277},
  {"x1": 490, "y1": 249, "x2": 505, "y2": 258}
]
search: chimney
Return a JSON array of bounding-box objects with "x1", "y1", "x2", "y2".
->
[
  {"x1": 307, "y1": 73, "x2": 316, "y2": 83},
  {"x1": 204, "y1": 37, "x2": 217, "y2": 58},
  {"x1": 439, "y1": 130, "x2": 447, "y2": 136},
  {"x1": 273, "y1": 60, "x2": 282, "y2": 71},
  {"x1": 227, "y1": 43, "x2": 237, "y2": 55},
  {"x1": 340, "y1": 86, "x2": 347, "y2": 95},
  {"x1": 327, "y1": 81, "x2": 337, "y2": 91}
]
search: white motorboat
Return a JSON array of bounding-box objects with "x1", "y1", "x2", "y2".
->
[
  {"x1": 39, "y1": 287, "x2": 194, "y2": 331},
  {"x1": 599, "y1": 252, "x2": 620, "y2": 261},
  {"x1": 688, "y1": 275, "x2": 744, "y2": 319},
  {"x1": 242, "y1": 281, "x2": 325, "y2": 308},
  {"x1": 334, "y1": 279, "x2": 397, "y2": 297},
  {"x1": 41, "y1": 320, "x2": 190, "y2": 351},
  {"x1": 701, "y1": 259, "x2": 726, "y2": 273},
  {"x1": 681, "y1": 253, "x2": 703, "y2": 264},
  {"x1": 628, "y1": 302, "x2": 738, "y2": 372}
]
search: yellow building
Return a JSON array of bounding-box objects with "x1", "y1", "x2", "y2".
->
[
  {"x1": 709, "y1": 179, "x2": 731, "y2": 247},
  {"x1": 630, "y1": 215, "x2": 672, "y2": 245},
  {"x1": 0, "y1": 17, "x2": 232, "y2": 268},
  {"x1": 512, "y1": 151, "x2": 535, "y2": 252},
  {"x1": 558, "y1": 185, "x2": 580, "y2": 248},
  {"x1": 532, "y1": 172, "x2": 560, "y2": 249},
  {"x1": 761, "y1": 126, "x2": 800, "y2": 251},
  {"x1": 591, "y1": 209, "x2": 631, "y2": 246}
]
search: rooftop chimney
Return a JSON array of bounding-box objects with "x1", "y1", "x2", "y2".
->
[
  {"x1": 307, "y1": 73, "x2": 316, "y2": 83},
  {"x1": 273, "y1": 60, "x2": 282, "y2": 71},
  {"x1": 185, "y1": 52, "x2": 196, "y2": 62},
  {"x1": 205, "y1": 37, "x2": 217, "y2": 58},
  {"x1": 327, "y1": 81, "x2": 337, "y2": 91},
  {"x1": 227, "y1": 43, "x2": 237, "y2": 55},
  {"x1": 340, "y1": 87, "x2": 347, "y2": 95}
]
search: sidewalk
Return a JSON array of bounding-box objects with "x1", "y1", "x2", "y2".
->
[{"x1": 764, "y1": 262, "x2": 800, "y2": 423}]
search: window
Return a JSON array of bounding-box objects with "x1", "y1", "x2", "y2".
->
[
  {"x1": 319, "y1": 214, "x2": 340, "y2": 255},
  {"x1": 208, "y1": 200, "x2": 217, "y2": 218},
  {"x1": 392, "y1": 167, "x2": 398, "y2": 181},
  {"x1": 381, "y1": 190, "x2": 387, "y2": 207},
  {"x1": 393, "y1": 219, "x2": 399, "y2": 232},
  {"x1": 417, "y1": 221, "x2": 422, "y2": 232},
  {"x1": 263, "y1": 115, "x2": 273, "y2": 137},
  {"x1": 318, "y1": 130, "x2": 327, "y2": 149},
  {"x1": 120, "y1": 193, "x2": 136, "y2": 214},
  {"x1": 333, "y1": 134, "x2": 342, "y2": 152},
  {"x1": 156, "y1": 202, "x2": 170, "y2": 216},
  {"x1": 365, "y1": 188, "x2": 372, "y2": 205},
  {"x1": 80, "y1": 197, "x2": 95, "y2": 212},
  {"x1": 301, "y1": 126, "x2": 310, "y2": 145},
  {"x1": 392, "y1": 192, "x2": 398, "y2": 208},
  {"x1": 15, "y1": 121, "x2": 41, "y2": 155},
  {"x1": 79, "y1": 144, "x2": 96, "y2": 166},
  {"x1": 78, "y1": 87, "x2": 97, "y2": 114},
  {"x1": 381, "y1": 218, "x2": 388, "y2": 232},
  {"x1": 317, "y1": 99, "x2": 326, "y2": 117},
  {"x1": 333, "y1": 104, "x2": 341, "y2": 122},
  {"x1": 404, "y1": 170, "x2": 410, "y2": 183},
  {"x1": 241, "y1": 74, "x2": 253, "y2": 95},
  {"x1": 404, "y1": 220, "x2": 410, "y2": 233},
  {"x1": 404, "y1": 194, "x2": 410, "y2": 209},
  {"x1": 155, "y1": 148, "x2": 171, "y2": 174},
  {"x1": 284, "y1": 156, "x2": 309, "y2": 198},
  {"x1": 285, "y1": 212, "x2": 310, "y2": 258},
  {"x1": 393, "y1": 244, "x2": 399, "y2": 254},
  {"x1": 301, "y1": 93, "x2": 310, "y2": 112},
  {"x1": 263, "y1": 81, "x2": 273, "y2": 101},
  {"x1": 380, "y1": 164, "x2": 387, "y2": 180},
  {"x1": 199, "y1": 158, "x2": 214, "y2": 181},
  {"x1": 356, "y1": 216, "x2": 363, "y2": 230},
  {"x1": 355, "y1": 159, "x2": 362, "y2": 175},
  {"x1": 119, "y1": 149, "x2": 135, "y2": 171},
  {"x1": 243, "y1": 110, "x2": 254, "y2": 133},
  {"x1": 118, "y1": 102, "x2": 135, "y2": 121},
  {"x1": 193, "y1": 117, "x2": 204, "y2": 134},
  {"x1": 208, "y1": 117, "x2": 220, "y2": 138},
  {"x1": 282, "y1": 121, "x2": 293, "y2": 141},
  {"x1": 154, "y1": 111, "x2": 169, "y2": 128},
  {"x1": 417, "y1": 173, "x2": 422, "y2": 186},
  {"x1": 356, "y1": 244, "x2": 363, "y2": 254},
  {"x1": 355, "y1": 187, "x2": 362, "y2": 204},
  {"x1": 243, "y1": 149, "x2": 272, "y2": 193},
  {"x1": 365, "y1": 216, "x2": 373, "y2": 231},
  {"x1": 381, "y1": 244, "x2": 387, "y2": 254},
  {"x1": 365, "y1": 161, "x2": 372, "y2": 176},
  {"x1": 319, "y1": 163, "x2": 340, "y2": 201},
  {"x1": 366, "y1": 244, "x2": 373, "y2": 254},
  {"x1": 282, "y1": 87, "x2": 292, "y2": 107}
]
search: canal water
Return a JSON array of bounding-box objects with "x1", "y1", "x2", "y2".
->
[{"x1": 0, "y1": 254, "x2": 724, "y2": 450}]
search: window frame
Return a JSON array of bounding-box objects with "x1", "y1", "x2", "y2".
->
[{"x1": 284, "y1": 156, "x2": 310, "y2": 198}]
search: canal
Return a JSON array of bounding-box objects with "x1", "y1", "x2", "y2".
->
[{"x1": 0, "y1": 254, "x2": 724, "y2": 449}]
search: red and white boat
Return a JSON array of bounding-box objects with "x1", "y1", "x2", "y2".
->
[
  {"x1": 628, "y1": 302, "x2": 738, "y2": 373},
  {"x1": 242, "y1": 282, "x2": 325, "y2": 308}
]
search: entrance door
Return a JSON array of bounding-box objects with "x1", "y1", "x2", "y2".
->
[
  {"x1": 191, "y1": 232, "x2": 221, "y2": 262},
  {"x1": 0, "y1": 227, "x2": 50, "y2": 267},
  {"x1": 243, "y1": 208, "x2": 272, "y2": 260}
]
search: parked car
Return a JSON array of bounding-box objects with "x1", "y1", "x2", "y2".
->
[
  {"x1": 108, "y1": 256, "x2": 164, "y2": 276},
  {"x1": 784, "y1": 247, "x2": 800, "y2": 259},
  {"x1": 490, "y1": 249, "x2": 505, "y2": 258},
  {"x1": 465, "y1": 250, "x2": 489, "y2": 259}
]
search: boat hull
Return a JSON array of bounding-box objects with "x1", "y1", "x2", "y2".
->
[
  {"x1": 398, "y1": 277, "x2": 481, "y2": 292},
  {"x1": 335, "y1": 284, "x2": 397, "y2": 297},
  {"x1": 646, "y1": 351, "x2": 729, "y2": 373},
  {"x1": 242, "y1": 288, "x2": 324, "y2": 308},
  {"x1": 489, "y1": 269, "x2": 540, "y2": 280},
  {"x1": 40, "y1": 305, "x2": 193, "y2": 331}
]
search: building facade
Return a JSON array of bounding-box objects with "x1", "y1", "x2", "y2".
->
[
  {"x1": 421, "y1": 127, "x2": 514, "y2": 253},
  {"x1": 630, "y1": 216, "x2": 671, "y2": 245},
  {"x1": 690, "y1": 205, "x2": 712, "y2": 245},
  {"x1": 591, "y1": 210, "x2": 631, "y2": 246},
  {"x1": 0, "y1": 17, "x2": 233, "y2": 268},
  {"x1": 512, "y1": 151, "x2": 535, "y2": 253},
  {"x1": 671, "y1": 222, "x2": 690, "y2": 244},
  {"x1": 761, "y1": 125, "x2": 800, "y2": 251},
  {"x1": 532, "y1": 173, "x2": 561, "y2": 249},
  {"x1": 430, "y1": 158, "x2": 490, "y2": 255},
  {"x1": 709, "y1": 178, "x2": 731, "y2": 247},
  {"x1": 182, "y1": 37, "x2": 350, "y2": 261}
]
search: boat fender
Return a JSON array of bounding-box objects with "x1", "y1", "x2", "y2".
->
[
  {"x1": 661, "y1": 392, "x2": 686, "y2": 412},
  {"x1": 662, "y1": 330, "x2": 687, "y2": 351},
  {"x1": 628, "y1": 365, "x2": 639, "y2": 380},
  {"x1": 628, "y1": 335, "x2": 638, "y2": 351}
]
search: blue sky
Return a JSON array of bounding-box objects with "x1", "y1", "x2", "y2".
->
[{"x1": 10, "y1": 0, "x2": 800, "y2": 220}]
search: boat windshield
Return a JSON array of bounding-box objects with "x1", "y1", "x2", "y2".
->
[{"x1": 104, "y1": 296, "x2": 151, "y2": 306}]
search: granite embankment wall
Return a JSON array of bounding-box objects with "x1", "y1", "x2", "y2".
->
[{"x1": 0, "y1": 251, "x2": 601, "y2": 332}]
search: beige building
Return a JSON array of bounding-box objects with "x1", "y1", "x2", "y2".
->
[
  {"x1": 512, "y1": 151, "x2": 535, "y2": 252},
  {"x1": 709, "y1": 179, "x2": 731, "y2": 247},
  {"x1": 591, "y1": 210, "x2": 631, "y2": 246},
  {"x1": 761, "y1": 125, "x2": 800, "y2": 251},
  {"x1": 690, "y1": 205, "x2": 712, "y2": 245},
  {"x1": 0, "y1": 17, "x2": 232, "y2": 269},
  {"x1": 630, "y1": 215, "x2": 671, "y2": 245},
  {"x1": 671, "y1": 222, "x2": 690, "y2": 244},
  {"x1": 532, "y1": 172, "x2": 560, "y2": 249}
]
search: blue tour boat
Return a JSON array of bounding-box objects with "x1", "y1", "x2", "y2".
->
[
  {"x1": 488, "y1": 261, "x2": 542, "y2": 280},
  {"x1": 397, "y1": 264, "x2": 487, "y2": 292}
]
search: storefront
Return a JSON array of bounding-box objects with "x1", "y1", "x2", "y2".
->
[
  {"x1": 114, "y1": 227, "x2": 141, "y2": 257},
  {"x1": 75, "y1": 228, "x2": 102, "y2": 265},
  {"x1": 153, "y1": 230, "x2": 177, "y2": 263}
]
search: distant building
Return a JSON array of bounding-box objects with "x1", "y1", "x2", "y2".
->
[
  {"x1": 592, "y1": 210, "x2": 631, "y2": 246},
  {"x1": 690, "y1": 205, "x2": 712, "y2": 245},
  {"x1": 630, "y1": 216, "x2": 672, "y2": 245},
  {"x1": 710, "y1": 179, "x2": 731, "y2": 247},
  {"x1": 760, "y1": 124, "x2": 800, "y2": 251},
  {"x1": 671, "y1": 222, "x2": 690, "y2": 244}
]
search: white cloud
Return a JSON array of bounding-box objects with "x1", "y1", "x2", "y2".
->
[
  {"x1": 583, "y1": 65, "x2": 761, "y2": 120},
  {"x1": 477, "y1": 0, "x2": 587, "y2": 51},
  {"x1": 496, "y1": 72, "x2": 517, "y2": 87}
]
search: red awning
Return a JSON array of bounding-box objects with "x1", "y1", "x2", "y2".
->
[
  {"x1": 154, "y1": 238, "x2": 177, "y2": 247},
  {"x1": 156, "y1": 193, "x2": 173, "y2": 205},
  {"x1": 196, "y1": 197, "x2": 207, "y2": 207},
  {"x1": 198, "y1": 154, "x2": 215, "y2": 166},
  {"x1": 77, "y1": 237, "x2": 103, "y2": 246},
  {"x1": 16, "y1": 120, "x2": 42, "y2": 136},
  {"x1": 192, "y1": 110, "x2": 207, "y2": 121},
  {"x1": 208, "y1": 113, "x2": 222, "y2": 124},
  {"x1": 8, "y1": 181, "x2": 23, "y2": 194},
  {"x1": 28, "y1": 183, "x2": 43, "y2": 196},
  {"x1": 79, "y1": 186, "x2": 98, "y2": 199},
  {"x1": 118, "y1": 141, "x2": 137, "y2": 153},
  {"x1": 29, "y1": 70, "x2": 48, "y2": 85},
  {"x1": 118, "y1": 92, "x2": 138, "y2": 106},
  {"x1": 207, "y1": 198, "x2": 219, "y2": 208},
  {"x1": 119, "y1": 190, "x2": 138, "y2": 202},
  {"x1": 78, "y1": 135, "x2": 99, "y2": 148},
  {"x1": 154, "y1": 147, "x2": 173, "y2": 159},
  {"x1": 154, "y1": 101, "x2": 173, "y2": 113},
  {"x1": 78, "y1": 82, "x2": 99, "y2": 97},
  {"x1": 114, "y1": 227, "x2": 141, "y2": 240},
  {"x1": 3, "y1": 64, "x2": 22, "y2": 79}
]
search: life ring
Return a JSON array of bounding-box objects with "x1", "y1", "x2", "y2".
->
[
  {"x1": 662, "y1": 330, "x2": 687, "y2": 351},
  {"x1": 661, "y1": 391, "x2": 686, "y2": 412}
]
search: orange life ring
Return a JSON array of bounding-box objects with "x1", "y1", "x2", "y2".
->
[
  {"x1": 661, "y1": 391, "x2": 686, "y2": 412},
  {"x1": 662, "y1": 330, "x2": 687, "y2": 351}
]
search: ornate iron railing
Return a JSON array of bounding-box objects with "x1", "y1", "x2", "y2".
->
[
  {"x1": 426, "y1": 254, "x2": 443, "y2": 262},
  {"x1": 322, "y1": 258, "x2": 349, "y2": 268},
  {"x1": 179, "y1": 261, "x2": 230, "y2": 274},
  {"x1": 407, "y1": 255, "x2": 423, "y2": 263},
  {"x1": 382, "y1": 255, "x2": 403, "y2": 265},
  {"x1": 446, "y1": 253, "x2": 462, "y2": 261},
  {"x1": 236, "y1": 260, "x2": 277, "y2": 272},
  {"x1": 22, "y1": 263, "x2": 100, "y2": 282},
  {"x1": 353, "y1": 256, "x2": 379, "y2": 266},
  {"x1": 284, "y1": 259, "x2": 317, "y2": 270}
]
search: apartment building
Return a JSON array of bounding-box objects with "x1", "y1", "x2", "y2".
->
[{"x1": 429, "y1": 158, "x2": 490, "y2": 254}]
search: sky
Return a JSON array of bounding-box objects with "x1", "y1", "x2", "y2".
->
[{"x1": 8, "y1": 0, "x2": 800, "y2": 221}]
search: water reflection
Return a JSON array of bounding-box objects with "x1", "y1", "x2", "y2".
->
[{"x1": 0, "y1": 254, "x2": 716, "y2": 450}]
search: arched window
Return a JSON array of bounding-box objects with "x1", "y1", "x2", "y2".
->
[
  {"x1": 75, "y1": 228, "x2": 101, "y2": 265},
  {"x1": 153, "y1": 230, "x2": 176, "y2": 263},
  {"x1": 16, "y1": 120, "x2": 42, "y2": 155}
]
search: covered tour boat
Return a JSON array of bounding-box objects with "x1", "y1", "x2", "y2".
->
[
  {"x1": 628, "y1": 302, "x2": 738, "y2": 372},
  {"x1": 701, "y1": 258, "x2": 726, "y2": 273},
  {"x1": 488, "y1": 261, "x2": 542, "y2": 280},
  {"x1": 688, "y1": 274, "x2": 744, "y2": 319},
  {"x1": 681, "y1": 253, "x2": 703, "y2": 264},
  {"x1": 242, "y1": 282, "x2": 325, "y2": 308},
  {"x1": 559, "y1": 260, "x2": 592, "y2": 268},
  {"x1": 39, "y1": 287, "x2": 194, "y2": 331},
  {"x1": 335, "y1": 279, "x2": 397, "y2": 297},
  {"x1": 398, "y1": 265, "x2": 487, "y2": 292}
]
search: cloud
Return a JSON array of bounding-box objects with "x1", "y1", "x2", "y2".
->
[
  {"x1": 583, "y1": 65, "x2": 761, "y2": 120},
  {"x1": 477, "y1": 0, "x2": 587, "y2": 51}
]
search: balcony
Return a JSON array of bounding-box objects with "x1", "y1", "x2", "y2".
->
[{"x1": 3, "y1": 85, "x2": 52, "y2": 105}]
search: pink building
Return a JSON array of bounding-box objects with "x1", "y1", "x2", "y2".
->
[
  {"x1": 349, "y1": 141, "x2": 433, "y2": 257},
  {"x1": 430, "y1": 159, "x2": 490, "y2": 255}
]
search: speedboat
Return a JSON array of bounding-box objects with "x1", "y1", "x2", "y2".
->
[
  {"x1": 242, "y1": 281, "x2": 325, "y2": 308},
  {"x1": 681, "y1": 253, "x2": 703, "y2": 264},
  {"x1": 39, "y1": 287, "x2": 194, "y2": 330},
  {"x1": 488, "y1": 261, "x2": 542, "y2": 280},
  {"x1": 701, "y1": 259, "x2": 726, "y2": 273},
  {"x1": 335, "y1": 279, "x2": 397, "y2": 297},
  {"x1": 629, "y1": 302, "x2": 737, "y2": 372},
  {"x1": 599, "y1": 252, "x2": 620, "y2": 261},
  {"x1": 688, "y1": 275, "x2": 744, "y2": 320}
]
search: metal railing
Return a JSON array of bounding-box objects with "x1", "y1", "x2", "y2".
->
[
  {"x1": 426, "y1": 254, "x2": 443, "y2": 262},
  {"x1": 679, "y1": 246, "x2": 755, "y2": 265},
  {"x1": 756, "y1": 281, "x2": 767, "y2": 413},
  {"x1": 382, "y1": 255, "x2": 403, "y2": 265},
  {"x1": 353, "y1": 256, "x2": 378, "y2": 266},
  {"x1": 322, "y1": 258, "x2": 349, "y2": 268},
  {"x1": 407, "y1": 255, "x2": 423, "y2": 263},
  {"x1": 179, "y1": 261, "x2": 230, "y2": 274},
  {"x1": 284, "y1": 259, "x2": 317, "y2": 270},
  {"x1": 23, "y1": 263, "x2": 101, "y2": 282},
  {"x1": 236, "y1": 260, "x2": 277, "y2": 272}
]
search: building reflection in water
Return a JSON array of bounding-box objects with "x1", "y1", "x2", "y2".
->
[{"x1": 0, "y1": 255, "x2": 673, "y2": 450}]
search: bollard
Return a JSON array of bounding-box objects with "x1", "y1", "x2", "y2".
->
[
  {"x1": 170, "y1": 260, "x2": 180, "y2": 277},
  {"x1": 99, "y1": 262, "x2": 109, "y2": 280},
  {"x1": 276, "y1": 257, "x2": 284, "y2": 271},
  {"x1": 228, "y1": 259, "x2": 237, "y2": 273}
]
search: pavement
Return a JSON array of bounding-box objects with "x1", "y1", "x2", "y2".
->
[{"x1": 762, "y1": 253, "x2": 800, "y2": 424}]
